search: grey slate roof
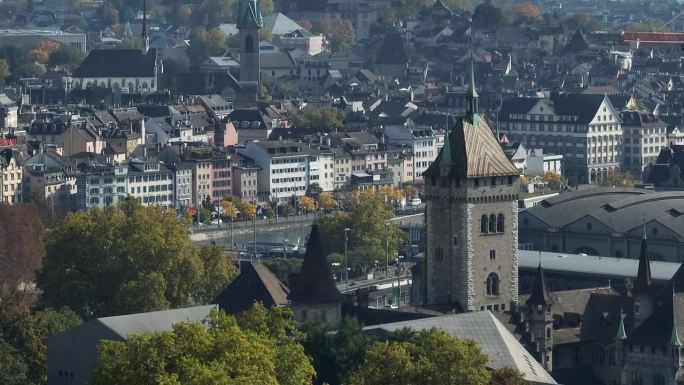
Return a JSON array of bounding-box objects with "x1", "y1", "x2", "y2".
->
[
  {"x1": 364, "y1": 311, "x2": 557, "y2": 384},
  {"x1": 214, "y1": 262, "x2": 290, "y2": 314},
  {"x1": 519, "y1": 250, "x2": 680, "y2": 282},
  {"x1": 73, "y1": 49, "x2": 156, "y2": 78},
  {"x1": 262, "y1": 12, "x2": 303, "y2": 35},
  {"x1": 96, "y1": 305, "x2": 215, "y2": 338},
  {"x1": 424, "y1": 116, "x2": 519, "y2": 178},
  {"x1": 521, "y1": 188, "x2": 684, "y2": 237}
]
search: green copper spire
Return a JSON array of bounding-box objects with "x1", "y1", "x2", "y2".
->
[
  {"x1": 616, "y1": 308, "x2": 627, "y2": 340},
  {"x1": 238, "y1": 0, "x2": 262, "y2": 27},
  {"x1": 466, "y1": 38, "x2": 480, "y2": 128},
  {"x1": 440, "y1": 129, "x2": 454, "y2": 168}
]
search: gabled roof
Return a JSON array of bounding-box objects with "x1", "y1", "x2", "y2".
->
[
  {"x1": 363, "y1": 311, "x2": 557, "y2": 384},
  {"x1": 423, "y1": 117, "x2": 519, "y2": 178},
  {"x1": 263, "y1": 12, "x2": 302, "y2": 35},
  {"x1": 288, "y1": 224, "x2": 343, "y2": 303},
  {"x1": 96, "y1": 305, "x2": 215, "y2": 338},
  {"x1": 214, "y1": 262, "x2": 290, "y2": 314},
  {"x1": 73, "y1": 49, "x2": 156, "y2": 78}
]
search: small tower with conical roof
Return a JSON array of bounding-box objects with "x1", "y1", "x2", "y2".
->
[
  {"x1": 288, "y1": 224, "x2": 344, "y2": 328},
  {"x1": 633, "y1": 226, "x2": 654, "y2": 329},
  {"x1": 526, "y1": 263, "x2": 554, "y2": 371},
  {"x1": 614, "y1": 308, "x2": 627, "y2": 368}
]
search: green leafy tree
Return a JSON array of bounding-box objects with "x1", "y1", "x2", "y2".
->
[
  {"x1": 263, "y1": 258, "x2": 303, "y2": 286},
  {"x1": 348, "y1": 329, "x2": 492, "y2": 385},
  {"x1": 490, "y1": 367, "x2": 526, "y2": 385},
  {"x1": 319, "y1": 190, "x2": 406, "y2": 275},
  {"x1": 47, "y1": 45, "x2": 85, "y2": 68},
  {"x1": 312, "y1": 18, "x2": 356, "y2": 53},
  {"x1": 304, "y1": 317, "x2": 370, "y2": 385},
  {"x1": 37, "y1": 199, "x2": 234, "y2": 318},
  {"x1": 196, "y1": 245, "x2": 237, "y2": 304},
  {"x1": 0, "y1": 59, "x2": 9, "y2": 84},
  {"x1": 541, "y1": 171, "x2": 564, "y2": 190},
  {"x1": 293, "y1": 106, "x2": 346, "y2": 131},
  {"x1": 187, "y1": 28, "x2": 229, "y2": 68},
  {"x1": 0, "y1": 339, "x2": 28, "y2": 385},
  {"x1": 0, "y1": 295, "x2": 81, "y2": 385},
  {"x1": 90, "y1": 305, "x2": 314, "y2": 385},
  {"x1": 562, "y1": 12, "x2": 604, "y2": 32}
]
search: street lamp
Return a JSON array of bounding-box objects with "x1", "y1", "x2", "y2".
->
[
  {"x1": 385, "y1": 222, "x2": 390, "y2": 278},
  {"x1": 344, "y1": 228, "x2": 350, "y2": 291}
]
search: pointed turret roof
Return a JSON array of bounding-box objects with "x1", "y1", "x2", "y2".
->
[
  {"x1": 633, "y1": 226, "x2": 653, "y2": 292},
  {"x1": 237, "y1": 0, "x2": 263, "y2": 28},
  {"x1": 466, "y1": 39, "x2": 480, "y2": 128},
  {"x1": 288, "y1": 224, "x2": 344, "y2": 303},
  {"x1": 527, "y1": 264, "x2": 554, "y2": 307},
  {"x1": 439, "y1": 130, "x2": 454, "y2": 168}
]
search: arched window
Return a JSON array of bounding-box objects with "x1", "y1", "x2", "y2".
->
[
  {"x1": 489, "y1": 214, "x2": 496, "y2": 233},
  {"x1": 497, "y1": 214, "x2": 505, "y2": 232},
  {"x1": 481, "y1": 215, "x2": 488, "y2": 233},
  {"x1": 245, "y1": 35, "x2": 254, "y2": 53},
  {"x1": 486, "y1": 273, "x2": 499, "y2": 296}
]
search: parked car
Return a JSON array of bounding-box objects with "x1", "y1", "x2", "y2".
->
[
  {"x1": 409, "y1": 197, "x2": 422, "y2": 206},
  {"x1": 211, "y1": 218, "x2": 222, "y2": 225}
]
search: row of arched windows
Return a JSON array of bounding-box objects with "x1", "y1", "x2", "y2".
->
[{"x1": 481, "y1": 214, "x2": 505, "y2": 233}]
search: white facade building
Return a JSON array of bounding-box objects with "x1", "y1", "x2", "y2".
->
[
  {"x1": 242, "y1": 140, "x2": 311, "y2": 203},
  {"x1": 384, "y1": 119, "x2": 436, "y2": 183}
]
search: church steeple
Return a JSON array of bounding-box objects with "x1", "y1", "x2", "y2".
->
[
  {"x1": 527, "y1": 263, "x2": 553, "y2": 308},
  {"x1": 439, "y1": 130, "x2": 454, "y2": 169},
  {"x1": 141, "y1": 0, "x2": 149, "y2": 54},
  {"x1": 466, "y1": 38, "x2": 480, "y2": 128},
  {"x1": 634, "y1": 225, "x2": 652, "y2": 292}
]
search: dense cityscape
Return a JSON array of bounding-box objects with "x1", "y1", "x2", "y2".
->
[{"x1": 2, "y1": 0, "x2": 684, "y2": 384}]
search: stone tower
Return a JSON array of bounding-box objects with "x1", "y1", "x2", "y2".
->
[
  {"x1": 288, "y1": 224, "x2": 343, "y2": 329},
  {"x1": 237, "y1": 0, "x2": 262, "y2": 88},
  {"x1": 526, "y1": 263, "x2": 554, "y2": 371},
  {"x1": 422, "y1": 49, "x2": 520, "y2": 311}
]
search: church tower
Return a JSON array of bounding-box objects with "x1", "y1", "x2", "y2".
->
[
  {"x1": 237, "y1": 0, "x2": 262, "y2": 88},
  {"x1": 632, "y1": 227, "x2": 654, "y2": 329},
  {"x1": 422, "y1": 48, "x2": 520, "y2": 311},
  {"x1": 526, "y1": 263, "x2": 554, "y2": 371}
]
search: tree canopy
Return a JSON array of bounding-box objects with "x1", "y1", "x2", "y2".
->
[
  {"x1": 319, "y1": 190, "x2": 406, "y2": 273},
  {"x1": 90, "y1": 304, "x2": 315, "y2": 385},
  {"x1": 187, "y1": 28, "x2": 229, "y2": 68},
  {"x1": 293, "y1": 106, "x2": 346, "y2": 131},
  {"x1": 347, "y1": 329, "x2": 492, "y2": 385},
  {"x1": 0, "y1": 295, "x2": 81, "y2": 385},
  {"x1": 312, "y1": 18, "x2": 356, "y2": 53},
  {"x1": 472, "y1": 0, "x2": 503, "y2": 30},
  {"x1": 0, "y1": 204, "x2": 45, "y2": 299},
  {"x1": 37, "y1": 199, "x2": 236, "y2": 318}
]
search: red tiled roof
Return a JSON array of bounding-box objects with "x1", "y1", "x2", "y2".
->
[{"x1": 621, "y1": 31, "x2": 684, "y2": 44}]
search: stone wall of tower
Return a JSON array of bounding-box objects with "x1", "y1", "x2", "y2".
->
[
  {"x1": 239, "y1": 27, "x2": 260, "y2": 83},
  {"x1": 425, "y1": 175, "x2": 519, "y2": 311}
]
